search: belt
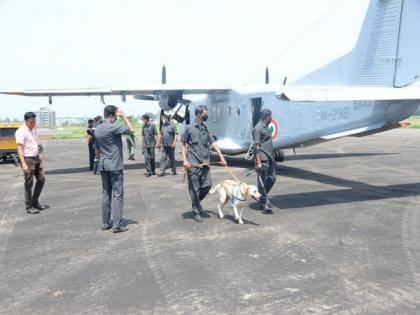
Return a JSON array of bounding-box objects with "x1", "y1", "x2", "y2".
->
[{"x1": 25, "y1": 156, "x2": 40, "y2": 160}]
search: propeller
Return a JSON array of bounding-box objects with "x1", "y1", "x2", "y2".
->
[
  {"x1": 265, "y1": 67, "x2": 269, "y2": 84},
  {"x1": 160, "y1": 64, "x2": 167, "y2": 130},
  {"x1": 161, "y1": 64, "x2": 166, "y2": 84}
]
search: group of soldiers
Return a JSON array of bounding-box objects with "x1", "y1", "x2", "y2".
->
[
  {"x1": 140, "y1": 113, "x2": 178, "y2": 177},
  {"x1": 17, "y1": 104, "x2": 276, "y2": 232},
  {"x1": 87, "y1": 113, "x2": 178, "y2": 177}
]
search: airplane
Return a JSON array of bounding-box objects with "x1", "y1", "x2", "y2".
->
[{"x1": 2, "y1": 0, "x2": 420, "y2": 163}]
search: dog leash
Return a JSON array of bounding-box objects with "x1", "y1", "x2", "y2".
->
[{"x1": 182, "y1": 161, "x2": 240, "y2": 183}]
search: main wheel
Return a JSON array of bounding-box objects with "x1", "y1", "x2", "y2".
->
[{"x1": 274, "y1": 149, "x2": 285, "y2": 162}]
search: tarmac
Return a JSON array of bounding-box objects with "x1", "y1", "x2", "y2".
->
[{"x1": 1, "y1": 129, "x2": 420, "y2": 314}]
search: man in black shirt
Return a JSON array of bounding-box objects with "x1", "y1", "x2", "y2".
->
[
  {"x1": 181, "y1": 105, "x2": 227, "y2": 222},
  {"x1": 158, "y1": 114, "x2": 178, "y2": 176},
  {"x1": 141, "y1": 114, "x2": 158, "y2": 177},
  {"x1": 252, "y1": 108, "x2": 276, "y2": 213}
]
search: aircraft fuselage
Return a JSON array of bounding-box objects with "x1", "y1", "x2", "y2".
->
[{"x1": 188, "y1": 87, "x2": 419, "y2": 155}]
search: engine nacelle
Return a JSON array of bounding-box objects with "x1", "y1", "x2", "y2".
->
[{"x1": 158, "y1": 94, "x2": 178, "y2": 111}]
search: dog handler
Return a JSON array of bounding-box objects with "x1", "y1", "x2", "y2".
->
[
  {"x1": 252, "y1": 108, "x2": 276, "y2": 213},
  {"x1": 181, "y1": 105, "x2": 227, "y2": 222}
]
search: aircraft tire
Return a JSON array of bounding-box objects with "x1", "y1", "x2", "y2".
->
[{"x1": 274, "y1": 149, "x2": 285, "y2": 162}]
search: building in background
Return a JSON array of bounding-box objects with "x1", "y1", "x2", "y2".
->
[
  {"x1": 35, "y1": 107, "x2": 56, "y2": 127},
  {"x1": 56, "y1": 116, "x2": 88, "y2": 127}
]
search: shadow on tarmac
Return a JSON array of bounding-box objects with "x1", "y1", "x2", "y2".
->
[
  {"x1": 271, "y1": 165, "x2": 420, "y2": 209},
  {"x1": 45, "y1": 161, "x2": 184, "y2": 175},
  {"x1": 182, "y1": 210, "x2": 259, "y2": 225},
  {"x1": 223, "y1": 152, "x2": 419, "y2": 210}
]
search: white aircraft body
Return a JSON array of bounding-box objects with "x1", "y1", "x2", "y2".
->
[{"x1": 2, "y1": 0, "x2": 420, "y2": 161}]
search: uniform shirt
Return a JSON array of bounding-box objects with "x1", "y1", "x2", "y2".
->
[
  {"x1": 181, "y1": 121, "x2": 215, "y2": 164},
  {"x1": 15, "y1": 124, "x2": 39, "y2": 157},
  {"x1": 142, "y1": 123, "x2": 157, "y2": 148},
  {"x1": 252, "y1": 121, "x2": 274, "y2": 161},
  {"x1": 160, "y1": 122, "x2": 178, "y2": 147},
  {"x1": 94, "y1": 120, "x2": 130, "y2": 171}
]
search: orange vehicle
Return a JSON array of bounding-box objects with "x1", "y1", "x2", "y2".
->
[{"x1": 0, "y1": 123, "x2": 20, "y2": 165}]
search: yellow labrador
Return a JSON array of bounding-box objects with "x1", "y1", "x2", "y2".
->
[{"x1": 210, "y1": 180, "x2": 261, "y2": 224}]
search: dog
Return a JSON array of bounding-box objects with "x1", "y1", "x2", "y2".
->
[{"x1": 210, "y1": 180, "x2": 261, "y2": 224}]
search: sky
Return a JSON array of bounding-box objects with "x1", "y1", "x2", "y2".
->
[{"x1": 0, "y1": 0, "x2": 368, "y2": 119}]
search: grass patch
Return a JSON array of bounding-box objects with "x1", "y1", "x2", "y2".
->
[{"x1": 408, "y1": 116, "x2": 420, "y2": 129}]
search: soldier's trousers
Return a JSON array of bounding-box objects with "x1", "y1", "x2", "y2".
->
[
  {"x1": 100, "y1": 170, "x2": 124, "y2": 229},
  {"x1": 258, "y1": 160, "x2": 276, "y2": 206},
  {"x1": 160, "y1": 146, "x2": 176, "y2": 173},
  {"x1": 88, "y1": 143, "x2": 95, "y2": 170},
  {"x1": 126, "y1": 137, "x2": 135, "y2": 158},
  {"x1": 144, "y1": 147, "x2": 155, "y2": 173},
  {"x1": 187, "y1": 166, "x2": 212, "y2": 214},
  {"x1": 23, "y1": 156, "x2": 45, "y2": 209}
]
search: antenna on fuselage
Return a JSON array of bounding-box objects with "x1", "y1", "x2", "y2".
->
[{"x1": 265, "y1": 67, "x2": 269, "y2": 84}]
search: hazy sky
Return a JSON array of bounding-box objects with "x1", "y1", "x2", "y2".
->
[{"x1": 0, "y1": 0, "x2": 368, "y2": 119}]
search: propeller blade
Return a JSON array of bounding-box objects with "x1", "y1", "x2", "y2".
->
[
  {"x1": 159, "y1": 109, "x2": 165, "y2": 130},
  {"x1": 162, "y1": 65, "x2": 166, "y2": 84},
  {"x1": 265, "y1": 67, "x2": 269, "y2": 84}
]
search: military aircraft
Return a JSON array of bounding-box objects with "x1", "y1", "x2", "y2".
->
[{"x1": 2, "y1": 0, "x2": 420, "y2": 162}]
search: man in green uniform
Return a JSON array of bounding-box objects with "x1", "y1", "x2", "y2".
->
[{"x1": 126, "y1": 117, "x2": 136, "y2": 160}]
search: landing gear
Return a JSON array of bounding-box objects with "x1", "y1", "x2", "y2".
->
[{"x1": 274, "y1": 149, "x2": 285, "y2": 162}]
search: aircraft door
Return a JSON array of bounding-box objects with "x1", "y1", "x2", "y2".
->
[{"x1": 251, "y1": 97, "x2": 262, "y2": 127}]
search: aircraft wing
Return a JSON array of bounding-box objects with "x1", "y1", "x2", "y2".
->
[
  {"x1": 0, "y1": 84, "x2": 230, "y2": 97},
  {"x1": 279, "y1": 86, "x2": 420, "y2": 102}
]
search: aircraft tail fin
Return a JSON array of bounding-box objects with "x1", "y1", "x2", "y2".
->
[{"x1": 296, "y1": 0, "x2": 420, "y2": 88}]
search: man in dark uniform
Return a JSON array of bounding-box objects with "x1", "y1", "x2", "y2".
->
[
  {"x1": 181, "y1": 105, "x2": 227, "y2": 222},
  {"x1": 94, "y1": 105, "x2": 134, "y2": 233},
  {"x1": 253, "y1": 108, "x2": 276, "y2": 213},
  {"x1": 157, "y1": 114, "x2": 178, "y2": 176},
  {"x1": 86, "y1": 119, "x2": 95, "y2": 170},
  {"x1": 92, "y1": 115, "x2": 103, "y2": 174},
  {"x1": 141, "y1": 114, "x2": 158, "y2": 177}
]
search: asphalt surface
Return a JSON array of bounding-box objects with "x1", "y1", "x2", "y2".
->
[{"x1": 1, "y1": 129, "x2": 420, "y2": 314}]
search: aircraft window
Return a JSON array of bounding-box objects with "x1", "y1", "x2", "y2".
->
[
  {"x1": 228, "y1": 106, "x2": 232, "y2": 115},
  {"x1": 236, "y1": 106, "x2": 240, "y2": 116}
]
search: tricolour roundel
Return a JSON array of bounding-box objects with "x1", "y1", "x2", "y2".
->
[{"x1": 267, "y1": 118, "x2": 279, "y2": 140}]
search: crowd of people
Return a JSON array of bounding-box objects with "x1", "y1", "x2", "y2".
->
[{"x1": 15, "y1": 105, "x2": 276, "y2": 231}]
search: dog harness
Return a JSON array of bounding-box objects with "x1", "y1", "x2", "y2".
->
[{"x1": 231, "y1": 186, "x2": 246, "y2": 207}]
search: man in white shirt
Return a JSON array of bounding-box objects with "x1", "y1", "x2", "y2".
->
[{"x1": 15, "y1": 112, "x2": 47, "y2": 214}]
